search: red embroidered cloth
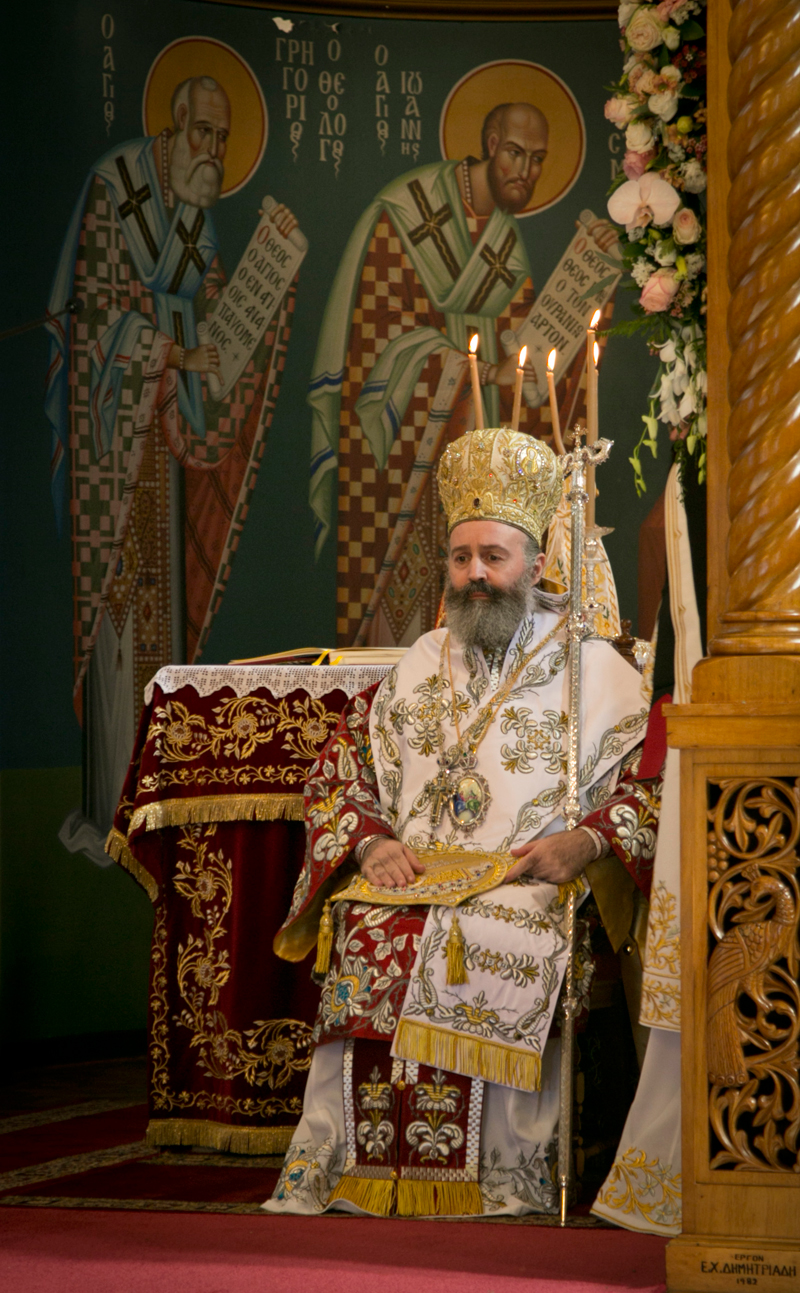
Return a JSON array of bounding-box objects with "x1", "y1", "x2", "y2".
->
[{"x1": 108, "y1": 664, "x2": 392, "y2": 1154}]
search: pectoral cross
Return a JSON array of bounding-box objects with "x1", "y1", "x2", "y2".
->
[
  {"x1": 407, "y1": 179, "x2": 460, "y2": 282},
  {"x1": 424, "y1": 760, "x2": 455, "y2": 832},
  {"x1": 168, "y1": 211, "x2": 206, "y2": 294},
  {"x1": 466, "y1": 228, "x2": 517, "y2": 313},
  {"x1": 116, "y1": 157, "x2": 159, "y2": 262}
]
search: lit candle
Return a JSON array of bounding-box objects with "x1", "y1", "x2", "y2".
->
[
  {"x1": 511, "y1": 345, "x2": 527, "y2": 433},
  {"x1": 586, "y1": 309, "x2": 601, "y2": 446},
  {"x1": 468, "y1": 333, "x2": 484, "y2": 430},
  {"x1": 587, "y1": 336, "x2": 600, "y2": 528},
  {"x1": 546, "y1": 349, "x2": 565, "y2": 454}
]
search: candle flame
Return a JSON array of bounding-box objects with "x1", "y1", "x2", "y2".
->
[
  {"x1": 518, "y1": 345, "x2": 527, "y2": 368},
  {"x1": 469, "y1": 334, "x2": 479, "y2": 354},
  {"x1": 590, "y1": 308, "x2": 601, "y2": 329},
  {"x1": 593, "y1": 340, "x2": 600, "y2": 366},
  {"x1": 547, "y1": 348, "x2": 557, "y2": 372}
]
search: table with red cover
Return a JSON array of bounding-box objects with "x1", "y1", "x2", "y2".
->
[{"x1": 109, "y1": 663, "x2": 391, "y2": 1155}]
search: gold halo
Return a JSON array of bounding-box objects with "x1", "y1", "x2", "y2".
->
[
  {"x1": 143, "y1": 37, "x2": 267, "y2": 198},
  {"x1": 439, "y1": 61, "x2": 585, "y2": 218}
]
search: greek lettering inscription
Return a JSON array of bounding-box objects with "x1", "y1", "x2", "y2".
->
[
  {"x1": 318, "y1": 65, "x2": 346, "y2": 173},
  {"x1": 101, "y1": 15, "x2": 115, "y2": 135},
  {"x1": 399, "y1": 70, "x2": 422, "y2": 161},
  {"x1": 197, "y1": 197, "x2": 307, "y2": 401},
  {"x1": 275, "y1": 38, "x2": 315, "y2": 65}
]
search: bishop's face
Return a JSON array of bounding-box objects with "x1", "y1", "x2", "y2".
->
[
  {"x1": 486, "y1": 106, "x2": 549, "y2": 214},
  {"x1": 170, "y1": 83, "x2": 231, "y2": 209},
  {"x1": 445, "y1": 520, "x2": 546, "y2": 654}
]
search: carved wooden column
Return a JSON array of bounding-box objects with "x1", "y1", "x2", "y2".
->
[{"x1": 666, "y1": 2, "x2": 800, "y2": 1288}]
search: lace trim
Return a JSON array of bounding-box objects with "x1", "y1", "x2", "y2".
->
[{"x1": 144, "y1": 664, "x2": 393, "y2": 706}]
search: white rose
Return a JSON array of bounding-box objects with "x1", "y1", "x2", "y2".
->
[
  {"x1": 649, "y1": 89, "x2": 679, "y2": 120},
  {"x1": 682, "y1": 158, "x2": 707, "y2": 193},
  {"x1": 654, "y1": 240, "x2": 677, "y2": 266},
  {"x1": 626, "y1": 120, "x2": 655, "y2": 154},
  {"x1": 663, "y1": 25, "x2": 681, "y2": 49},
  {"x1": 619, "y1": 1, "x2": 638, "y2": 27},
  {"x1": 672, "y1": 206, "x2": 702, "y2": 244},
  {"x1": 627, "y1": 6, "x2": 666, "y2": 50},
  {"x1": 660, "y1": 64, "x2": 682, "y2": 87}
]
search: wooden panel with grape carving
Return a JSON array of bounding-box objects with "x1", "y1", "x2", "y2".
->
[{"x1": 706, "y1": 777, "x2": 800, "y2": 1174}]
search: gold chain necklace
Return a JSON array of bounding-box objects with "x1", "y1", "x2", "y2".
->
[{"x1": 423, "y1": 615, "x2": 567, "y2": 838}]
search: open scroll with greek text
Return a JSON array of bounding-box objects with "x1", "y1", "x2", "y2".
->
[
  {"x1": 501, "y1": 209, "x2": 623, "y2": 408},
  {"x1": 198, "y1": 196, "x2": 308, "y2": 401}
]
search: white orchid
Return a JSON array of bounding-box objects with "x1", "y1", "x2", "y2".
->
[{"x1": 608, "y1": 173, "x2": 681, "y2": 233}]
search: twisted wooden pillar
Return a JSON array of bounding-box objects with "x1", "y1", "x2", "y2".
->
[
  {"x1": 666, "y1": 6, "x2": 800, "y2": 1289},
  {"x1": 712, "y1": 0, "x2": 800, "y2": 654}
]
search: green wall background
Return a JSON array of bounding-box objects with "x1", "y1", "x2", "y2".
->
[{"x1": 1, "y1": 0, "x2": 668, "y2": 1046}]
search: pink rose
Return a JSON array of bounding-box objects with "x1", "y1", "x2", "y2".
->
[
  {"x1": 656, "y1": 0, "x2": 684, "y2": 18},
  {"x1": 631, "y1": 66, "x2": 659, "y2": 96},
  {"x1": 623, "y1": 148, "x2": 655, "y2": 180},
  {"x1": 640, "y1": 267, "x2": 679, "y2": 313},
  {"x1": 672, "y1": 206, "x2": 702, "y2": 245},
  {"x1": 604, "y1": 96, "x2": 636, "y2": 128}
]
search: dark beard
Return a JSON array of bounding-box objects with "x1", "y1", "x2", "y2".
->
[{"x1": 444, "y1": 572, "x2": 534, "y2": 654}]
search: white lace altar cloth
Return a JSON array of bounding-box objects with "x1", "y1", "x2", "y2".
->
[{"x1": 144, "y1": 664, "x2": 395, "y2": 707}]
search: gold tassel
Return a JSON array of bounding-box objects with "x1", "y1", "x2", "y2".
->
[
  {"x1": 445, "y1": 912, "x2": 468, "y2": 985},
  {"x1": 327, "y1": 1174, "x2": 396, "y2": 1215},
  {"x1": 397, "y1": 1179, "x2": 483, "y2": 1217},
  {"x1": 314, "y1": 900, "x2": 334, "y2": 975},
  {"x1": 557, "y1": 875, "x2": 587, "y2": 906}
]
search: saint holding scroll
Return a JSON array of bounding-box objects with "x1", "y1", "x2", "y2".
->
[{"x1": 45, "y1": 43, "x2": 303, "y2": 863}]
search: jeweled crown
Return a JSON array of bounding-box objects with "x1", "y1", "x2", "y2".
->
[{"x1": 437, "y1": 428, "x2": 563, "y2": 547}]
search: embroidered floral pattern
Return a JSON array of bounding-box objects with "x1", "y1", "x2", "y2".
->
[
  {"x1": 594, "y1": 1145, "x2": 681, "y2": 1232},
  {"x1": 500, "y1": 706, "x2": 568, "y2": 775}
]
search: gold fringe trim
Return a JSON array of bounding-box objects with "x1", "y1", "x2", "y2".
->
[
  {"x1": 394, "y1": 1019, "x2": 542, "y2": 1093},
  {"x1": 129, "y1": 793, "x2": 304, "y2": 835},
  {"x1": 397, "y1": 1179, "x2": 483, "y2": 1217},
  {"x1": 145, "y1": 1117, "x2": 295, "y2": 1155},
  {"x1": 327, "y1": 1174, "x2": 396, "y2": 1215},
  {"x1": 105, "y1": 827, "x2": 159, "y2": 902}
]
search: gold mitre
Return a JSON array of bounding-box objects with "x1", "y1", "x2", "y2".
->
[{"x1": 437, "y1": 427, "x2": 563, "y2": 547}]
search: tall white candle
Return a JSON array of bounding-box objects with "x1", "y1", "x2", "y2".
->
[
  {"x1": 511, "y1": 345, "x2": 527, "y2": 433},
  {"x1": 546, "y1": 349, "x2": 565, "y2": 455},
  {"x1": 468, "y1": 334, "x2": 484, "y2": 430}
]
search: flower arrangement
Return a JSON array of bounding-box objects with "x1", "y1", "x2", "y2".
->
[{"x1": 604, "y1": 0, "x2": 707, "y2": 492}]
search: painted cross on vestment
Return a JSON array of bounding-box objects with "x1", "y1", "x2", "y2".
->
[
  {"x1": 467, "y1": 228, "x2": 517, "y2": 313},
  {"x1": 407, "y1": 180, "x2": 460, "y2": 282},
  {"x1": 115, "y1": 157, "x2": 159, "y2": 262},
  {"x1": 169, "y1": 211, "x2": 207, "y2": 294}
]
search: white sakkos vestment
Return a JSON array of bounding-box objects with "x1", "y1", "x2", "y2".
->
[{"x1": 265, "y1": 609, "x2": 652, "y2": 1217}]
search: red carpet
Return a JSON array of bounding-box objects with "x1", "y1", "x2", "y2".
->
[{"x1": 0, "y1": 1208, "x2": 668, "y2": 1292}]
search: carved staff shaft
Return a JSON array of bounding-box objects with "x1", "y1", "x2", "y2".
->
[{"x1": 557, "y1": 434, "x2": 612, "y2": 1225}]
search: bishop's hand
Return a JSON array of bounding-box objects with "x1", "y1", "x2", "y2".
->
[
  {"x1": 360, "y1": 837, "x2": 425, "y2": 889},
  {"x1": 505, "y1": 828, "x2": 595, "y2": 885}
]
